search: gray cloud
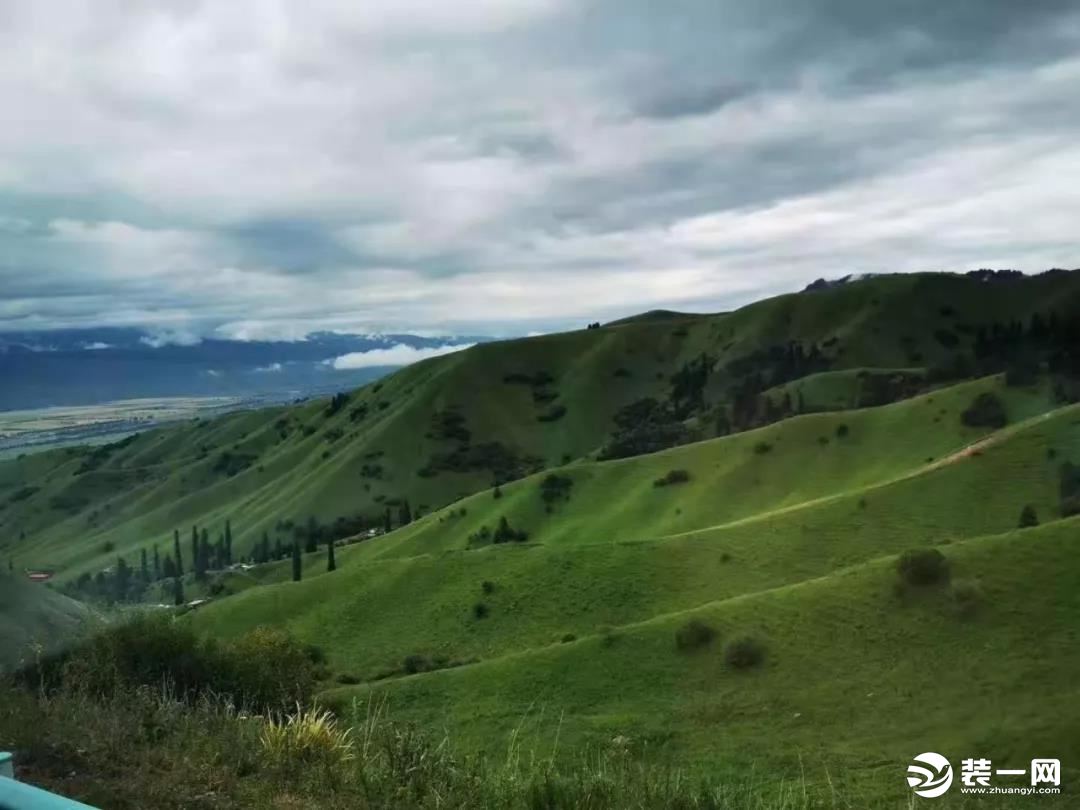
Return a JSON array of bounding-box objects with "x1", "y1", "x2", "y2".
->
[{"x1": 0, "y1": 0, "x2": 1078, "y2": 338}]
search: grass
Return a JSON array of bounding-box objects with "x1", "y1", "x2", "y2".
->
[
  {"x1": 320, "y1": 519, "x2": 1080, "y2": 804},
  {"x1": 2, "y1": 271, "x2": 1080, "y2": 806}
]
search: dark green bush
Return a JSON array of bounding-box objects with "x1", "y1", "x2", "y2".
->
[
  {"x1": 1018, "y1": 504, "x2": 1039, "y2": 528},
  {"x1": 560, "y1": 633, "x2": 577, "y2": 644},
  {"x1": 403, "y1": 654, "x2": 431, "y2": 675},
  {"x1": 481, "y1": 580, "x2": 495, "y2": 595},
  {"x1": 472, "y1": 602, "x2": 490, "y2": 620},
  {"x1": 960, "y1": 392, "x2": 1007, "y2": 429},
  {"x1": 753, "y1": 441, "x2": 772, "y2": 455},
  {"x1": 653, "y1": 469, "x2": 690, "y2": 487},
  {"x1": 674, "y1": 619, "x2": 715, "y2": 652},
  {"x1": 835, "y1": 423, "x2": 849, "y2": 438},
  {"x1": 336, "y1": 673, "x2": 362, "y2": 685},
  {"x1": 896, "y1": 548, "x2": 950, "y2": 586},
  {"x1": 723, "y1": 636, "x2": 765, "y2": 670},
  {"x1": 17, "y1": 617, "x2": 315, "y2": 711}
]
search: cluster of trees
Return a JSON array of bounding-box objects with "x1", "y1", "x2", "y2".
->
[
  {"x1": 598, "y1": 398, "x2": 695, "y2": 460},
  {"x1": 67, "y1": 521, "x2": 237, "y2": 606},
  {"x1": 972, "y1": 310, "x2": 1080, "y2": 381},
  {"x1": 325, "y1": 391, "x2": 350, "y2": 417}
]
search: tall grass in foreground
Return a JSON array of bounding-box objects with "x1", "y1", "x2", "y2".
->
[{"x1": 0, "y1": 681, "x2": 902, "y2": 810}]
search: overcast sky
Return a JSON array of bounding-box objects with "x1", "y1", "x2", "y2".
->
[{"x1": 2, "y1": 0, "x2": 1079, "y2": 339}]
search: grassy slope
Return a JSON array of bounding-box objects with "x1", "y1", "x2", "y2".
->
[
  {"x1": 0, "y1": 575, "x2": 93, "y2": 673},
  {"x1": 319, "y1": 519, "x2": 1080, "y2": 803},
  {"x1": 2, "y1": 272, "x2": 1077, "y2": 585},
  {"x1": 193, "y1": 379, "x2": 1078, "y2": 679}
]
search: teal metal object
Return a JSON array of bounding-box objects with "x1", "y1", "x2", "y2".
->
[{"x1": 0, "y1": 753, "x2": 99, "y2": 810}]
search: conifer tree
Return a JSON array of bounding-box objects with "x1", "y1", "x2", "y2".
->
[
  {"x1": 114, "y1": 556, "x2": 131, "y2": 603},
  {"x1": 399, "y1": 499, "x2": 412, "y2": 526},
  {"x1": 327, "y1": 538, "x2": 337, "y2": 572},
  {"x1": 190, "y1": 526, "x2": 198, "y2": 571},
  {"x1": 174, "y1": 529, "x2": 184, "y2": 576},
  {"x1": 291, "y1": 542, "x2": 302, "y2": 582},
  {"x1": 274, "y1": 537, "x2": 283, "y2": 561},
  {"x1": 173, "y1": 574, "x2": 184, "y2": 606},
  {"x1": 140, "y1": 548, "x2": 149, "y2": 587},
  {"x1": 260, "y1": 532, "x2": 270, "y2": 564},
  {"x1": 383, "y1": 508, "x2": 392, "y2": 533},
  {"x1": 153, "y1": 545, "x2": 161, "y2": 582},
  {"x1": 224, "y1": 520, "x2": 233, "y2": 565}
]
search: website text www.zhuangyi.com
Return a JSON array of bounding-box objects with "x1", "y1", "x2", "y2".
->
[{"x1": 959, "y1": 786, "x2": 1062, "y2": 796}]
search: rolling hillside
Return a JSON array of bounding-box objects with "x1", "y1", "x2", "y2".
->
[
  {"x1": 2, "y1": 270, "x2": 1078, "y2": 588},
  {"x1": 2, "y1": 269, "x2": 1079, "y2": 804}
]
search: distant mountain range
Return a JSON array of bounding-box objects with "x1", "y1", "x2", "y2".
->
[{"x1": 0, "y1": 327, "x2": 492, "y2": 410}]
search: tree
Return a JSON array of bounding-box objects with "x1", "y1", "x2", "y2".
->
[
  {"x1": 163, "y1": 554, "x2": 177, "y2": 580},
  {"x1": 224, "y1": 520, "x2": 234, "y2": 566},
  {"x1": 260, "y1": 532, "x2": 271, "y2": 564},
  {"x1": 399, "y1": 499, "x2": 412, "y2": 526},
  {"x1": 327, "y1": 538, "x2": 337, "y2": 572},
  {"x1": 197, "y1": 529, "x2": 211, "y2": 579},
  {"x1": 174, "y1": 529, "x2": 184, "y2": 576},
  {"x1": 291, "y1": 542, "x2": 302, "y2": 582},
  {"x1": 172, "y1": 573, "x2": 184, "y2": 606},
  {"x1": 114, "y1": 556, "x2": 132, "y2": 603},
  {"x1": 153, "y1": 545, "x2": 161, "y2": 582},
  {"x1": 274, "y1": 536, "x2": 283, "y2": 561},
  {"x1": 190, "y1": 526, "x2": 199, "y2": 573},
  {"x1": 140, "y1": 548, "x2": 150, "y2": 587},
  {"x1": 1019, "y1": 504, "x2": 1039, "y2": 528},
  {"x1": 383, "y1": 508, "x2": 392, "y2": 534}
]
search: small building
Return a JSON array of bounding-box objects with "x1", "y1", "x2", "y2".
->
[{"x1": 25, "y1": 570, "x2": 54, "y2": 583}]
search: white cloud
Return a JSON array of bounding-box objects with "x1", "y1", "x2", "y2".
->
[
  {"x1": 328, "y1": 342, "x2": 475, "y2": 370},
  {"x1": 82, "y1": 341, "x2": 111, "y2": 350},
  {"x1": 254, "y1": 362, "x2": 283, "y2": 372},
  {"x1": 140, "y1": 330, "x2": 203, "y2": 348},
  {"x1": 0, "y1": 1, "x2": 1078, "y2": 335}
]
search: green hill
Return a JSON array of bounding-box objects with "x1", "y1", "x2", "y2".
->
[
  {"x1": 0, "y1": 574, "x2": 93, "y2": 673},
  {"x1": 2, "y1": 269, "x2": 1080, "y2": 805},
  {"x1": 2, "y1": 270, "x2": 1077, "y2": 588}
]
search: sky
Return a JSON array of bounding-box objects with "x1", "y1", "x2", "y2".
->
[{"x1": 2, "y1": 0, "x2": 1079, "y2": 339}]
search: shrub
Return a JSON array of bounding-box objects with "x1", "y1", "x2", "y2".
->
[
  {"x1": 403, "y1": 654, "x2": 431, "y2": 675},
  {"x1": 1018, "y1": 504, "x2": 1039, "y2": 528},
  {"x1": 896, "y1": 548, "x2": 950, "y2": 586},
  {"x1": 653, "y1": 469, "x2": 690, "y2": 487},
  {"x1": 472, "y1": 602, "x2": 489, "y2": 620},
  {"x1": 835, "y1": 423, "x2": 850, "y2": 438},
  {"x1": 753, "y1": 441, "x2": 772, "y2": 455},
  {"x1": 540, "y1": 474, "x2": 574, "y2": 507},
  {"x1": 259, "y1": 706, "x2": 354, "y2": 774},
  {"x1": 960, "y1": 392, "x2": 1007, "y2": 429},
  {"x1": 723, "y1": 636, "x2": 765, "y2": 670},
  {"x1": 674, "y1": 619, "x2": 715, "y2": 652},
  {"x1": 560, "y1": 633, "x2": 577, "y2": 644},
  {"x1": 950, "y1": 579, "x2": 984, "y2": 619},
  {"x1": 481, "y1": 580, "x2": 495, "y2": 595},
  {"x1": 336, "y1": 673, "x2": 362, "y2": 685},
  {"x1": 20, "y1": 617, "x2": 315, "y2": 711}
]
